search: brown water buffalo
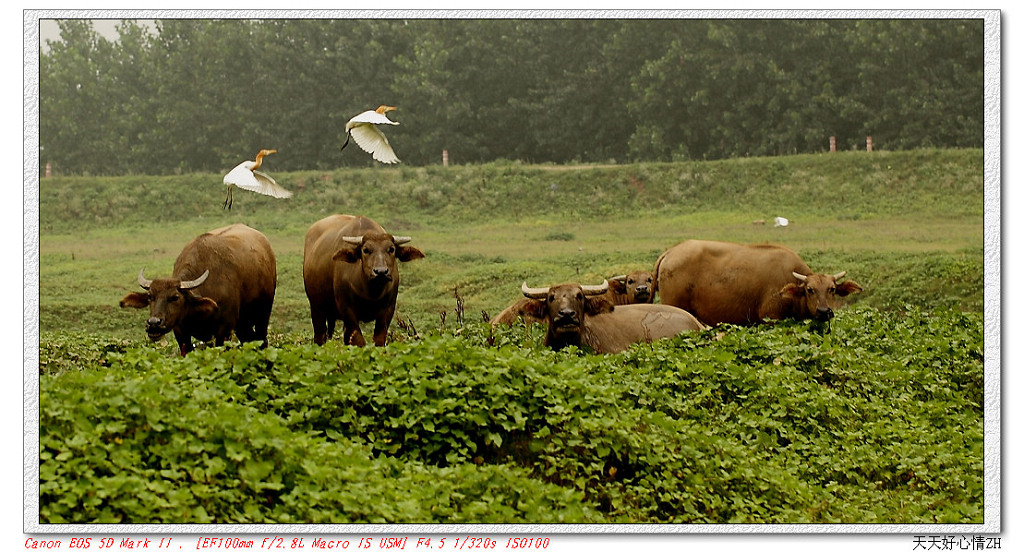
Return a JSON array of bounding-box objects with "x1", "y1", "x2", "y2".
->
[
  {"x1": 655, "y1": 239, "x2": 862, "y2": 326},
  {"x1": 119, "y1": 223, "x2": 278, "y2": 356},
  {"x1": 517, "y1": 281, "x2": 704, "y2": 353},
  {"x1": 303, "y1": 214, "x2": 424, "y2": 346},
  {"x1": 603, "y1": 270, "x2": 657, "y2": 305},
  {"x1": 489, "y1": 297, "x2": 547, "y2": 327},
  {"x1": 490, "y1": 269, "x2": 656, "y2": 327}
]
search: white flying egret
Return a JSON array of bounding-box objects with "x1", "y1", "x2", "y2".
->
[
  {"x1": 341, "y1": 105, "x2": 401, "y2": 164},
  {"x1": 222, "y1": 149, "x2": 292, "y2": 209}
]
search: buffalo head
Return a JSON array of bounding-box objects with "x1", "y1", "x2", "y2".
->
[
  {"x1": 781, "y1": 271, "x2": 862, "y2": 322},
  {"x1": 119, "y1": 269, "x2": 216, "y2": 341},
  {"x1": 332, "y1": 231, "x2": 425, "y2": 289},
  {"x1": 608, "y1": 270, "x2": 656, "y2": 304},
  {"x1": 520, "y1": 281, "x2": 612, "y2": 349}
]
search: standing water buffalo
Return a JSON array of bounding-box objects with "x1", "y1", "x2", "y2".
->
[
  {"x1": 517, "y1": 281, "x2": 704, "y2": 353},
  {"x1": 490, "y1": 269, "x2": 656, "y2": 327},
  {"x1": 303, "y1": 214, "x2": 425, "y2": 346},
  {"x1": 119, "y1": 223, "x2": 278, "y2": 356},
  {"x1": 655, "y1": 239, "x2": 862, "y2": 326}
]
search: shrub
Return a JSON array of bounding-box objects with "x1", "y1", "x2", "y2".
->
[{"x1": 39, "y1": 307, "x2": 984, "y2": 524}]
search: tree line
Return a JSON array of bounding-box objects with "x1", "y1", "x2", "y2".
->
[{"x1": 38, "y1": 18, "x2": 984, "y2": 175}]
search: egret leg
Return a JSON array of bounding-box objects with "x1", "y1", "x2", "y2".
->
[
  {"x1": 223, "y1": 188, "x2": 233, "y2": 210},
  {"x1": 340, "y1": 133, "x2": 352, "y2": 153}
]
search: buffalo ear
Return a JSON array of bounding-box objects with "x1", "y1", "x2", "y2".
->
[
  {"x1": 119, "y1": 292, "x2": 150, "y2": 309},
  {"x1": 836, "y1": 280, "x2": 863, "y2": 296},
  {"x1": 189, "y1": 296, "x2": 219, "y2": 317},
  {"x1": 607, "y1": 279, "x2": 627, "y2": 295},
  {"x1": 396, "y1": 245, "x2": 425, "y2": 263},
  {"x1": 518, "y1": 299, "x2": 546, "y2": 319},
  {"x1": 585, "y1": 297, "x2": 614, "y2": 316},
  {"x1": 780, "y1": 283, "x2": 804, "y2": 297},
  {"x1": 332, "y1": 245, "x2": 361, "y2": 264}
]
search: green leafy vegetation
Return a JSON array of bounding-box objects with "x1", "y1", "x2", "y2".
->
[
  {"x1": 36, "y1": 150, "x2": 987, "y2": 524},
  {"x1": 40, "y1": 307, "x2": 983, "y2": 523},
  {"x1": 40, "y1": 342, "x2": 592, "y2": 523}
]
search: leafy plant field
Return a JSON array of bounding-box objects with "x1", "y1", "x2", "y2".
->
[
  {"x1": 35, "y1": 149, "x2": 988, "y2": 524},
  {"x1": 38, "y1": 309, "x2": 984, "y2": 524}
]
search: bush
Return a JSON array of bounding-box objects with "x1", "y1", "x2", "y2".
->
[
  {"x1": 39, "y1": 306, "x2": 983, "y2": 524},
  {"x1": 39, "y1": 345, "x2": 594, "y2": 523}
]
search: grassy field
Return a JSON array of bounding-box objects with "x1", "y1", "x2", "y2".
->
[{"x1": 37, "y1": 148, "x2": 983, "y2": 341}]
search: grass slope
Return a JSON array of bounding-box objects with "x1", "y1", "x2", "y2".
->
[{"x1": 38, "y1": 149, "x2": 983, "y2": 339}]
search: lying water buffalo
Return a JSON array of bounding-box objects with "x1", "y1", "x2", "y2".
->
[
  {"x1": 602, "y1": 270, "x2": 657, "y2": 305},
  {"x1": 517, "y1": 281, "x2": 704, "y2": 353},
  {"x1": 490, "y1": 269, "x2": 656, "y2": 327},
  {"x1": 488, "y1": 297, "x2": 547, "y2": 327},
  {"x1": 119, "y1": 223, "x2": 278, "y2": 356},
  {"x1": 303, "y1": 214, "x2": 425, "y2": 346},
  {"x1": 655, "y1": 239, "x2": 862, "y2": 326}
]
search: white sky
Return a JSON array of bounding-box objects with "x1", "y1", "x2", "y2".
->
[{"x1": 38, "y1": 19, "x2": 155, "y2": 52}]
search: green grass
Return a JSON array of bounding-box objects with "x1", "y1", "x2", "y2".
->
[{"x1": 38, "y1": 149, "x2": 983, "y2": 340}]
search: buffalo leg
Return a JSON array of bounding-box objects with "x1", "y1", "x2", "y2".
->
[
  {"x1": 174, "y1": 330, "x2": 193, "y2": 357},
  {"x1": 372, "y1": 317, "x2": 390, "y2": 347},
  {"x1": 342, "y1": 317, "x2": 366, "y2": 346},
  {"x1": 344, "y1": 326, "x2": 366, "y2": 347},
  {"x1": 250, "y1": 304, "x2": 272, "y2": 348},
  {"x1": 235, "y1": 321, "x2": 256, "y2": 343},
  {"x1": 237, "y1": 323, "x2": 267, "y2": 348},
  {"x1": 311, "y1": 309, "x2": 330, "y2": 346}
]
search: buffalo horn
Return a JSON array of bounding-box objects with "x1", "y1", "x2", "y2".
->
[
  {"x1": 609, "y1": 274, "x2": 627, "y2": 282},
  {"x1": 833, "y1": 271, "x2": 847, "y2": 280},
  {"x1": 393, "y1": 236, "x2": 412, "y2": 245},
  {"x1": 137, "y1": 268, "x2": 153, "y2": 290},
  {"x1": 581, "y1": 280, "x2": 609, "y2": 295},
  {"x1": 792, "y1": 272, "x2": 808, "y2": 282},
  {"x1": 342, "y1": 236, "x2": 363, "y2": 245},
  {"x1": 179, "y1": 270, "x2": 210, "y2": 290},
  {"x1": 521, "y1": 282, "x2": 550, "y2": 299}
]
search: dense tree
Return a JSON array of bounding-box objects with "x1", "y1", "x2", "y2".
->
[
  {"x1": 40, "y1": 20, "x2": 115, "y2": 173},
  {"x1": 847, "y1": 19, "x2": 985, "y2": 150},
  {"x1": 38, "y1": 18, "x2": 986, "y2": 175}
]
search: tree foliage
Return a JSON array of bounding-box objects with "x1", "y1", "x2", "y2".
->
[{"x1": 39, "y1": 18, "x2": 985, "y2": 174}]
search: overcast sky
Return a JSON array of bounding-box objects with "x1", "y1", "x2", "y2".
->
[{"x1": 38, "y1": 19, "x2": 155, "y2": 51}]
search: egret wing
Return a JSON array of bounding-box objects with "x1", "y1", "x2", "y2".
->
[
  {"x1": 250, "y1": 170, "x2": 293, "y2": 198},
  {"x1": 345, "y1": 109, "x2": 400, "y2": 130},
  {"x1": 223, "y1": 162, "x2": 254, "y2": 185},
  {"x1": 349, "y1": 124, "x2": 400, "y2": 164},
  {"x1": 224, "y1": 163, "x2": 292, "y2": 198}
]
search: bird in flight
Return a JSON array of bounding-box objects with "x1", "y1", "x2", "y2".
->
[
  {"x1": 222, "y1": 149, "x2": 292, "y2": 209},
  {"x1": 341, "y1": 105, "x2": 401, "y2": 164}
]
